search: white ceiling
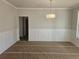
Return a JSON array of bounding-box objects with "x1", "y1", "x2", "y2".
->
[{"x1": 6, "y1": 0, "x2": 79, "y2": 8}]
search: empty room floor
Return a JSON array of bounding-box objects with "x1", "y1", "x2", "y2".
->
[{"x1": 0, "y1": 41, "x2": 79, "y2": 59}]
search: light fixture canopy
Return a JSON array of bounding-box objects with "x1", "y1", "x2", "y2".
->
[{"x1": 46, "y1": 0, "x2": 56, "y2": 19}]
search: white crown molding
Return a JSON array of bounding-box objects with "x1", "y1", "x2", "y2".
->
[
  {"x1": 2, "y1": 0, "x2": 17, "y2": 9},
  {"x1": 17, "y1": 8, "x2": 72, "y2": 10}
]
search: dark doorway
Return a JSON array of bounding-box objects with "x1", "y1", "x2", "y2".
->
[{"x1": 19, "y1": 16, "x2": 29, "y2": 41}]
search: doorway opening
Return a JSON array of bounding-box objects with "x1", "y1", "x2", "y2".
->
[{"x1": 19, "y1": 16, "x2": 29, "y2": 41}]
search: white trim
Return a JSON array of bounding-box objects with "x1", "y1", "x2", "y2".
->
[
  {"x1": 2, "y1": 0, "x2": 17, "y2": 9},
  {"x1": 17, "y1": 8, "x2": 72, "y2": 10}
]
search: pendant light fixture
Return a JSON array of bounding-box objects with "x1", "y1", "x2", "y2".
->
[{"x1": 46, "y1": 0, "x2": 56, "y2": 19}]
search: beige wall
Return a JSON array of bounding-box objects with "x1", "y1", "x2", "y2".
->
[
  {"x1": 0, "y1": 0, "x2": 18, "y2": 54},
  {"x1": 18, "y1": 8, "x2": 72, "y2": 41}
]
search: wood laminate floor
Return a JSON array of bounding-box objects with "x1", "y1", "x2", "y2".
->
[{"x1": 0, "y1": 41, "x2": 79, "y2": 59}]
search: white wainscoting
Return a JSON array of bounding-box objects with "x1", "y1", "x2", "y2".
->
[
  {"x1": 0, "y1": 29, "x2": 18, "y2": 54},
  {"x1": 56, "y1": 29, "x2": 72, "y2": 41},
  {"x1": 29, "y1": 29, "x2": 72, "y2": 41}
]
